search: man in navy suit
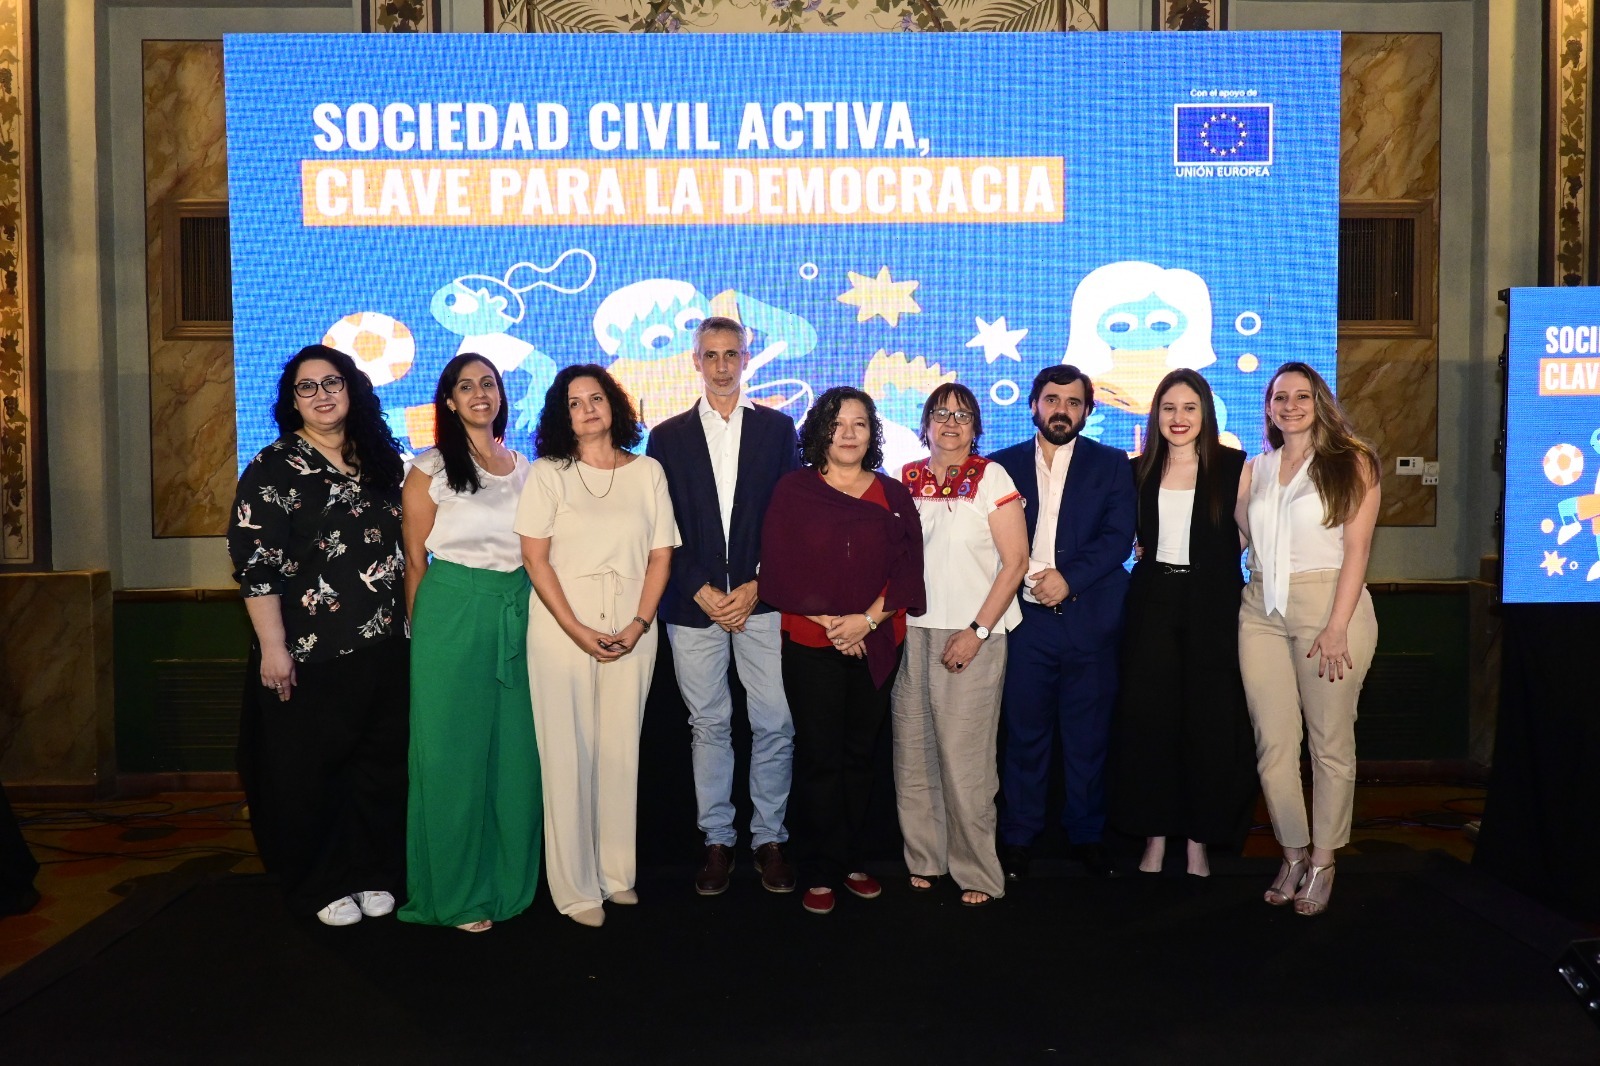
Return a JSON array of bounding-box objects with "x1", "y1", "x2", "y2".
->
[
  {"x1": 989, "y1": 364, "x2": 1136, "y2": 879},
  {"x1": 647, "y1": 317, "x2": 801, "y2": 895}
]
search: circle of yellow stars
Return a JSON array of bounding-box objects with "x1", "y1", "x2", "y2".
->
[
  {"x1": 1199, "y1": 112, "x2": 1249, "y2": 157},
  {"x1": 836, "y1": 265, "x2": 922, "y2": 327}
]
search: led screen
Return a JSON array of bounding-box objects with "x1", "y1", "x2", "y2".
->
[
  {"x1": 224, "y1": 31, "x2": 1340, "y2": 474},
  {"x1": 1504, "y1": 286, "x2": 1600, "y2": 604}
]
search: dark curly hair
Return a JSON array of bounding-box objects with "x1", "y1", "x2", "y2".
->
[
  {"x1": 917, "y1": 381, "x2": 984, "y2": 451},
  {"x1": 432, "y1": 353, "x2": 508, "y2": 495},
  {"x1": 272, "y1": 344, "x2": 404, "y2": 489},
  {"x1": 534, "y1": 363, "x2": 643, "y2": 460},
  {"x1": 798, "y1": 386, "x2": 885, "y2": 472}
]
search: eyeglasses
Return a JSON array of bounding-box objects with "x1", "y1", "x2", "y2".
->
[
  {"x1": 293, "y1": 375, "x2": 346, "y2": 398},
  {"x1": 929, "y1": 407, "x2": 974, "y2": 425}
]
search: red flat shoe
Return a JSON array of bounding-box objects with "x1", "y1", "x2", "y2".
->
[
  {"x1": 803, "y1": 887, "x2": 835, "y2": 915},
  {"x1": 843, "y1": 872, "x2": 882, "y2": 900}
]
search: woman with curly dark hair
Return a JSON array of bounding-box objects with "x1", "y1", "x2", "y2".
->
[
  {"x1": 228, "y1": 344, "x2": 408, "y2": 926},
  {"x1": 398, "y1": 354, "x2": 540, "y2": 934},
  {"x1": 513, "y1": 364, "x2": 678, "y2": 927},
  {"x1": 759, "y1": 386, "x2": 926, "y2": 914}
]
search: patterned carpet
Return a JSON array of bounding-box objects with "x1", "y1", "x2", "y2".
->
[{"x1": 0, "y1": 794, "x2": 259, "y2": 980}]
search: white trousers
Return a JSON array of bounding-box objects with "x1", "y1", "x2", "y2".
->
[{"x1": 528, "y1": 570, "x2": 658, "y2": 915}]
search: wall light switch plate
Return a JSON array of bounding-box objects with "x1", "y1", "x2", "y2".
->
[
  {"x1": 1397, "y1": 457, "x2": 1423, "y2": 475},
  {"x1": 1422, "y1": 473, "x2": 1439, "y2": 486}
]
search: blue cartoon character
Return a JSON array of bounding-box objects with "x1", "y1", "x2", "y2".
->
[
  {"x1": 1553, "y1": 427, "x2": 1600, "y2": 581},
  {"x1": 431, "y1": 251, "x2": 596, "y2": 409},
  {"x1": 593, "y1": 279, "x2": 817, "y2": 429},
  {"x1": 1063, "y1": 261, "x2": 1218, "y2": 419}
]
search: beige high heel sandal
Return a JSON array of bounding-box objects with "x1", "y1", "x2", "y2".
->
[
  {"x1": 1294, "y1": 862, "x2": 1335, "y2": 916},
  {"x1": 1264, "y1": 855, "x2": 1307, "y2": 906}
]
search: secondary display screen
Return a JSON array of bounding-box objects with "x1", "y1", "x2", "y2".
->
[
  {"x1": 1504, "y1": 286, "x2": 1600, "y2": 604},
  {"x1": 224, "y1": 31, "x2": 1340, "y2": 474}
]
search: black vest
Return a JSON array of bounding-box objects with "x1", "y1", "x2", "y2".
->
[{"x1": 1131, "y1": 445, "x2": 1247, "y2": 590}]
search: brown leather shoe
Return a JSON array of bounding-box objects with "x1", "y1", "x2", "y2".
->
[
  {"x1": 752, "y1": 842, "x2": 796, "y2": 894},
  {"x1": 695, "y1": 844, "x2": 733, "y2": 896}
]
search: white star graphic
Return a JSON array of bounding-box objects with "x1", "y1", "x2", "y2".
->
[{"x1": 966, "y1": 316, "x2": 1028, "y2": 364}]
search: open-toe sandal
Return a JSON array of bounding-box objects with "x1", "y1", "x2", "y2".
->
[
  {"x1": 1264, "y1": 855, "x2": 1307, "y2": 906},
  {"x1": 1293, "y1": 862, "x2": 1335, "y2": 917}
]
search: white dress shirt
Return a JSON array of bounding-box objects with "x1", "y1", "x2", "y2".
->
[
  {"x1": 1023, "y1": 436, "x2": 1075, "y2": 604},
  {"x1": 698, "y1": 392, "x2": 755, "y2": 546}
]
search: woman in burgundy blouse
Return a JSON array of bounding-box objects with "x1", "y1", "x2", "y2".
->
[{"x1": 760, "y1": 386, "x2": 926, "y2": 915}]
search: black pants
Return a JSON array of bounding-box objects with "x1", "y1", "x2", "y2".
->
[
  {"x1": 1108, "y1": 568, "x2": 1257, "y2": 846},
  {"x1": 238, "y1": 637, "x2": 410, "y2": 915},
  {"x1": 782, "y1": 638, "x2": 899, "y2": 888}
]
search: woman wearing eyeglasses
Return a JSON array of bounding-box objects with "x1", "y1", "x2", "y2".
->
[
  {"x1": 889, "y1": 385, "x2": 1027, "y2": 907},
  {"x1": 228, "y1": 344, "x2": 409, "y2": 927},
  {"x1": 514, "y1": 364, "x2": 678, "y2": 928}
]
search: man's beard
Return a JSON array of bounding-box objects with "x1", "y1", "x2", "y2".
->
[{"x1": 1034, "y1": 410, "x2": 1081, "y2": 447}]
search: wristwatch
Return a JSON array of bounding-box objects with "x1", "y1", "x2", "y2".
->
[
  {"x1": 969, "y1": 621, "x2": 990, "y2": 640},
  {"x1": 864, "y1": 613, "x2": 879, "y2": 632}
]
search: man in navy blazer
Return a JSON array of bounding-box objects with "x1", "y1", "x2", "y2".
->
[
  {"x1": 646, "y1": 317, "x2": 801, "y2": 896},
  {"x1": 989, "y1": 364, "x2": 1136, "y2": 879}
]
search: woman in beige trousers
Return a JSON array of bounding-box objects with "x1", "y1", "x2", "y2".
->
[{"x1": 1236, "y1": 362, "x2": 1380, "y2": 917}]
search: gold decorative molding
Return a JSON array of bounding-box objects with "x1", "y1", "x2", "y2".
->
[
  {"x1": 1545, "y1": 0, "x2": 1592, "y2": 285},
  {"x1": 363, "y1": 0, "x2": 443, "y2": 32},
  {"x1": 0, "y1": 0, "x2": 41, "y2": 566},
  {"x1": 490, "y1": 0, "x2": 1098, "y2": 33}
]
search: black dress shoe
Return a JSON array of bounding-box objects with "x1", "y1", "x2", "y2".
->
[
  {"x1": 1000, "y1": 844, "x2": 1031, "y2": 881},
  {"x1": 1069, "y1": 842, "x2": 1116, "y2": 878}
]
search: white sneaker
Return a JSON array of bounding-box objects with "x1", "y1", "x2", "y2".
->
[
  {"x1": 316, "y1": 896, "x2": 363, "y2": 926},
  {"x1": 1558, "y1": 520, "x2": 1583, "y2": 545},
  {"x1": 352, "y1": 890, "x2": 395, "y2": 917}
]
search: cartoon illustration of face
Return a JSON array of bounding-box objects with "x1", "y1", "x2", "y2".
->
[
  {"x1": 430, "y1": 279, "x2": 519, "y2": 339},
  {"x1": 1063, "y1": 261, "x2": 1217, "y2": 418},
  {"x1": 595, "y1": 284, "x2": 710, "y2": 363},
  {"x1": 1096, "y1": 294, "x2": 1189, "y2": 352}
]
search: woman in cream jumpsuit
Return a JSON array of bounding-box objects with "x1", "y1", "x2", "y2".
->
[{"x1": 516, "y1": 364, "x2": 678, "y2": 928}]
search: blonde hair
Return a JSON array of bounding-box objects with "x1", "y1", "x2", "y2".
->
[{"x1": 1264, "y1": 362, "x2": 1379, "y2": 527}]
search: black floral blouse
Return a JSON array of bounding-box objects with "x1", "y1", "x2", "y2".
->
[{"x1": 228, "y1": 435, "x2": 405, "y2": 664}]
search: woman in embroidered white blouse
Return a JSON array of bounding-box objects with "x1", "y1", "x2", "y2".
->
[
  {"x1": 1236, "y1": 362, "x2": 1381, "y2": 917},
  {"x1": 891, "y1": 382, "x2": 1028, "y2": 907}
]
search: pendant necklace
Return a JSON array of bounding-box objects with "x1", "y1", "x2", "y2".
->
[{"x1": 576, "y1": 453, "x2": 618, "y2": 499}]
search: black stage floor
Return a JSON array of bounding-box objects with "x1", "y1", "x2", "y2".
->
[{"x1": 1, "y1": 851, "x2": 1594, "y2": 1065}]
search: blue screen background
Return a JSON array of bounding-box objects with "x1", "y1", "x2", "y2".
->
[
  {"x1": 224, "y1": 31, "x2": 1340, "y2": 476},
  {"x1": 1504, "y1": 286, "x2": 1600, "y2": 604}
]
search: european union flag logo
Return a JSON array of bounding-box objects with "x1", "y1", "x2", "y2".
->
[{"x1": 1174, "y1": 104, "x2": 1273, "y2": 165}]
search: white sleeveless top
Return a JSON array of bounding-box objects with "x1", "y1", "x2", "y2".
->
[
  {"x1": 1245, "y1": 448, "x2": 1345, "y2": 617},
  {"x1": 415, "y1": 448, "x2": 531, "y2": 572},
  {"x1": 1154, "y1": 488, "x2": 1193, "y2": 565}
]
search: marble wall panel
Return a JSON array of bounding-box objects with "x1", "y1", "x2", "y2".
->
[
  {"x1": 0, "y1": 571, "x2": 114, "y2": 789},
  {"x1": 1340, "y1": 337, "x2": 1436, "y2": 526},
  {"x1": 1340, "y1": 33, "x2": 1441, "y2": 526},
  {"x1": 144, "y1": 41, "x2": 234, "y2": 539}
]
